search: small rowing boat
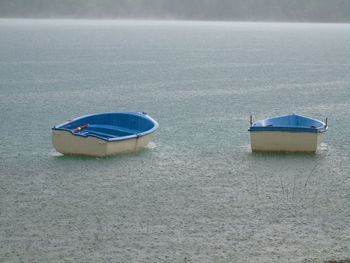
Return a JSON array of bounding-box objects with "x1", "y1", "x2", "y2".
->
[
  {"x1": 248, "y1": 114, "x2": 327, "y2": 152},
  {"x1": 52, "y1": 112, "x2": 158, "y2": 157}
]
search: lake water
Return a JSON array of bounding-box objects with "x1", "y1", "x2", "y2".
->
[{"x1": 0, "y1": 19, "x2": 349, "y2": 262}]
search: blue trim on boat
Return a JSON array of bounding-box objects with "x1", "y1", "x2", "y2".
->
[
  {"x1": 52, "y1": 112, "x2": 159, "y2": 142},
  {"x1": 248, "y1": 114, "x2": 328, "y2": 133}
]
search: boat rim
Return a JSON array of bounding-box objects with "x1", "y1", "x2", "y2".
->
[
  {"x1": 248, "y1": 114, "x2": 328, "y2": 133},
  {"x1": 52, "y1": 111, "x2": 159, "y2": 142}
]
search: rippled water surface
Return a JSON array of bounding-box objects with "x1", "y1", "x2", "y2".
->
[{"x1": 0, "y1": 19, "x2": 349, "y2": 262}]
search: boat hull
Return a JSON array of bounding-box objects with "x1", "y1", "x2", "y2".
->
[
  {"x1": 52, "y1": 130, "x2": 154, "y2": 157},
  {"x1": 249, "y1": 131, "x2": 324, "y2": 153}
]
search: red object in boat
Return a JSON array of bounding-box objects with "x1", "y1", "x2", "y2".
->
[{"x1": 72, "y1": 124, "x2": 89, "y2": 133}]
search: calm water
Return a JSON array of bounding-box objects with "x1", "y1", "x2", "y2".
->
[{"x1": 0, "y1": 19, "x2": 349, "y2": 262}]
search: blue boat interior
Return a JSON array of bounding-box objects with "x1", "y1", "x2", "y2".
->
[
  {"x1": 53, "y1": 112, "x2": 158, "y2": 141},
  {"x1": 249, "y1": 114, "x2": 327, "y2": 133}
]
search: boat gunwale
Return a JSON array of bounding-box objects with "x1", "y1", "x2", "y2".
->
[
  {"x1": 52, "y1": 112, "x2": 159, "y2": 142},
  {"x1": 248, "y1": 114, "x2": 328, "y2": 133}
]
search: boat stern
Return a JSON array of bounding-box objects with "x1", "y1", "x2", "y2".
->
[
  {"x1": 249, "y1": 131, "x2": 323, "y2": 153},
  {"x1": 52, "y1": 130, "x2": 108, "y2": 157}
]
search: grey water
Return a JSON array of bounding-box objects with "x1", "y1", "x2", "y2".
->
[{"x1": 0, "y1": 19, "x2": 349, "y2": 262}]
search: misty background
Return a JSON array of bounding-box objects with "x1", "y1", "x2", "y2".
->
[{"x1": 0, "y1": 0, "x2": 350, "y2": 22}]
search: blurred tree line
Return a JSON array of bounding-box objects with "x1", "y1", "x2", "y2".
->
[{"x1": 0, "y1": 0, "x2": 349, "y2": 22}]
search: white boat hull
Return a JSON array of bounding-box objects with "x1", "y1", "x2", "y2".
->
[
  {"x1": 250, "y1": 131, "x2": 324, "y2": 153},
  {"x1": 52, "y1": 130, "x2": 154, "y2": 157}
]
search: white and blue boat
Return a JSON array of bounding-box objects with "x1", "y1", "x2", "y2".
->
[
  {"x1": 248, "y1": 114, "x2": 328, "y2": 152},
  {"x1": 52, "y1": 112, "x2": 158, "y2": 157}
]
